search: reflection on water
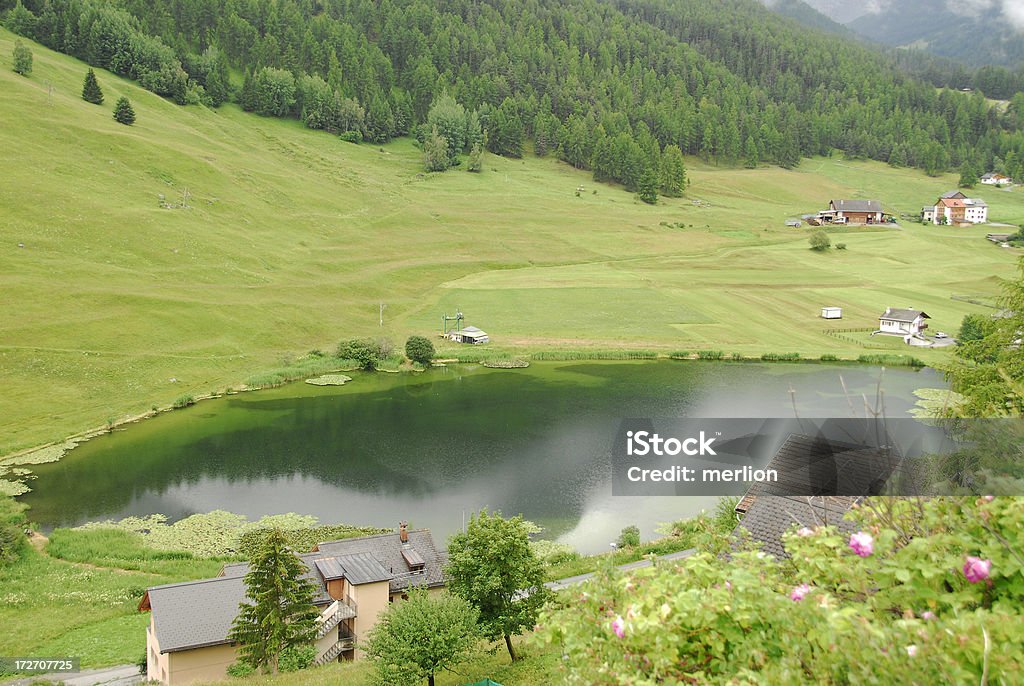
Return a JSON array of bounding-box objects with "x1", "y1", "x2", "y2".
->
[{"x1": 21, "y1": 361, "x2": 939, "y2": 553}]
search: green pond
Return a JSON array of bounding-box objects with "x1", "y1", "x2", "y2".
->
[{"x1": 21, "y1": 361, "x2": 940, "y2": 553}]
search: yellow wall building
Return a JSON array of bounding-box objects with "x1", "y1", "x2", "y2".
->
[{"x1": 139, "y1": 524, "x2": 446, "y2": 686}]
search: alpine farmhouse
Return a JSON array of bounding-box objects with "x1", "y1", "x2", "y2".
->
[
  {"x1": 922, "y1": 191, "x2": 988, "y2": 225},
  {"x1": 139, "y1": 524, "x2": 445, "y2": 686}
]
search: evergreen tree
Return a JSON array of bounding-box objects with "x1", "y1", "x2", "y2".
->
[
  {"x1": 744, "y1": 135, "x2": 760, "y2": 169},
  {"x1": 112, "y1": 96, "x2": 135, "y2": 125},
  {"x1": 959, "y1": 161, "x2": 980, "y2": 188},
  {"x1": 228, "y1": 529, "x2": 319, "y2": 674},
  {"x1": 637, "y1": 161, "x2": 659, "y2": 204},
  {"x1": 82, "y1": 68, "x2": 103, "y2": 104},
  {"x1": 659, "y1": 145, "x2": 687, "y2": 197},
  {"x1": 12, "y1": 40, "x2": 32, "y2": 76}
]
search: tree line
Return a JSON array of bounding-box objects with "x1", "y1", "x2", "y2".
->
[{"x1": 4, "y1": 0, "x2": 1024, "y2": 198}]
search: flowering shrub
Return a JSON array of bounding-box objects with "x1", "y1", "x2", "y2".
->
[{"x1": 539, "y1": 497, "x2": 1023, "y2": 684}]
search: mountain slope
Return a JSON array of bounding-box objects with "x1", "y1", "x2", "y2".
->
[{"x1": 5, "y1": 0, "x2": 1024, "y2": 178}]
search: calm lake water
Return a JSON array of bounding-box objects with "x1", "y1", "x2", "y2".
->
[{"x1": 22, "y1": 361, "x2": 941, "y2": 553}]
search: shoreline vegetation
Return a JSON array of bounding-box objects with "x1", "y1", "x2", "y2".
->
[
  {"x1": 0, "y1": 500, "x2": 730, "y2": 672},
  {"x1": 0, "y1": 346, "x2": 929, "y2": 494}
]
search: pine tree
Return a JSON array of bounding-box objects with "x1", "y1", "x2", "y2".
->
[
  {"x1": 744, "y1": 135, "x2": 760, "y2": 169},
  {"x1": 112, "y1": 97, "x2": 135, "y2": 125},
  {"x1": 12, "y1": 40, "x2": 32, "y2": 76},
  {"x1": 659, "y1": 144, "x2": 687, "y2": 197},
  {"x1": 228, "y1": 529, "x2": 319, "y2": 673},
  {"x1": 82, "y1": 69, "x2": 103, "y2": 104},
  {"x1": 959, "y1": 161, "x2": 980, "y2": 188}
]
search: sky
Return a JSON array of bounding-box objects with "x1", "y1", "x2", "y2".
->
[{"x1": 790, "y1": 0, "x2": 1024, "y2": 30}]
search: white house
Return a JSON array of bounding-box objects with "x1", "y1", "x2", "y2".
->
[
  {"x1": 980, "y1": 172, "x2": 1011, "y2": 186},
  {"x1": 878, "y1": 308, "x2": 930, "y2": 336},
  {"x1": 924, "y1": 192, "x2": 988, "y2": 225}
]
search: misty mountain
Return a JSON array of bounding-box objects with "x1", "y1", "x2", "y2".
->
[{"x1": 780, "y1": 0, "x2": 1024, "y2": 67}]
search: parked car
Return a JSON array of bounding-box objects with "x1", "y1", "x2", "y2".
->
[{"x1": 934, "y1": 331, "x2": 949, "y2": 339}]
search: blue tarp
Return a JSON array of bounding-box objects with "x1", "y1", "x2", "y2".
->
[{"x1": 464, "y1": 680, "x2": 504, "y2": 686}]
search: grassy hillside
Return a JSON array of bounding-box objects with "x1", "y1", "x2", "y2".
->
[{"x1": 1, "y1": 28, "x2": 1022, "y2": 455}]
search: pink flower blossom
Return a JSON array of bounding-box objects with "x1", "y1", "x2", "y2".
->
[
  {"x1": 849, "y1": 532, "x2": 874, "y2": 557},
  {"x1": 725, "y1": 580, "x2": 732, "y2": 590},
  {"x1": 797, "y1": 527, "x2": 814, "y2": 537},
  {"x1": 921, "y1": 611, "x2": 936, "y2": 621},
  {"x1": 982, "y1": 495, "x2": 994, "y2": 502},
  {"x1": 611, "y1": 615, "x2": 625, "y2": 638},
  {"x1": 906, "y1": 645, "x2": 918, "y2": 657},
  {"x1": 790, "y1": 583, "x2": 811, "y2": 602},
  {"x1": 963, "y1": 557, "x2": 992, "y2": 583}
]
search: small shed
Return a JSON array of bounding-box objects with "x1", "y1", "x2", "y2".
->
[
  {"x1": 457, "y1": 326, "x2": 490, "y2": 344},
  {"x1": 821, "y1": 307, "x2": 842, "y2": 320}
]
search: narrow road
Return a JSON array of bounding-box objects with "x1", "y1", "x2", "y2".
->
[
  {"x1": 545, "y1": 548, "x2": 696, "y2": 592},
  {"x1": 6, "y1": 664, "x2": 142, "y2": 686}
]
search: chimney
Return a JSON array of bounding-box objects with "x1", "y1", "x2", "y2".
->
[{"x1": 399, "y1": 521, "x2": 408, "y2": 544}]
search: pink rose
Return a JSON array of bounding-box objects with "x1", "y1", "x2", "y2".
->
[
  {"x1": 611, "y1": 615, "x2": 625, "y2": 638},
  {"x1": 796, "y1": 527, "x2": 814, "y2": 537},
  {"x1": 920, "y1": 611, "x2": 936, "y2": 621},
  {"x1": 963, "y1": 556, "x2": 992, "y2": 583},
  {"x1": 849, "y1": 531, "x2": 874, "y2": 557},
  {"x1": 790, "y1": 583, "x2": 811, "y2": 602}
]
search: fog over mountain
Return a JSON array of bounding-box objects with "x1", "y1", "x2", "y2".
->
[{"x1": 766, "y1": 0, "x2": 1024, "y2": 66}]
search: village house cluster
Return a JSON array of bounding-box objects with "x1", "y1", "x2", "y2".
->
[{"x1": 922, "y1": 190, "x2": 988, "y2": 226}]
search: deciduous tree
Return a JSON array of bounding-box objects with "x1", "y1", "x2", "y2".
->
[
  {"x1": 365, "y1": 590, "x2": 480, "y2": 686},
  {"x1": 445, "y1": 510, "x2": 551, "y2": 662},
  {"x1": 12, "y1": 40, "x2": 32, "y2": 76}
]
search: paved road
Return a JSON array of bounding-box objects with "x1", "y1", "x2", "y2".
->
[
  {"x1": 6, "y1": 664, "x2": 142, "y2": 686},
  {"x1": 545, "y1": 548, "x2": 696, "y2": 592}
]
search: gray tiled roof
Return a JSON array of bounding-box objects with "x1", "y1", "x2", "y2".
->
[
  {"x1": 941, "y1": 190, "x2": 966, "y2": 199},
  {"x1": 146, "y1": 576, "x2": 246, "y2": 653},
  {"x1": 147, "y1": 530, "x2": 445, "y2": 652},
  {"x1": 735, "y1": 495, "x2": 859, "y2": 558},
  {"x1": 317, "y1": 530, "x2": 446, "y2": 593},
  {"x1": 880, "y1": 308, "x2": 929, "y2": 323},
  {"x1": 831, "y1": 199, "x2": 882, "y2": 213},
  {"x1": 733, "y1": 434, "x2": 898, "y2": 558}
]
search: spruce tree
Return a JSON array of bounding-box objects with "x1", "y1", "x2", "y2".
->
[
  {"x1": 229, "y1": 529, "x2": 319, "y2": 673},
  {"x1": 82, "y1": 69, "x2": 103, "y2": 104},
  {"x1": 113, "y1": 96, "x2": 135, "y2": 125}
]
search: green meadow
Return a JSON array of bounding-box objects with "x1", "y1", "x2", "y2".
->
[{"x1": 1, "y1": 28, "x2": 1022, "y2": 455}]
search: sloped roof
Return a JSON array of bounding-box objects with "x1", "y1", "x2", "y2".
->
[
  {"x1": 145, "y1": 529, "x2": 446, "y2": 652},
  {"x1": 316, "y1": 529, "x2": 446, "y2": 593},
  {"x1": 940, "y1": 190, "x2": 966, "y2": 199},
  {"x1": 733, "y1": 434, "x2": 900, "y2": 558},
  {"x1": 941, "y1": 198, "x2": 966, "y2": 208},
  {"x1": 880, "y1": 308, "x2": 929, "y2": 323},
  {"x1": 830, "y1": 199, "x2": 882, "y2": 213},
  {"x1": 143, "y1": 575, "x2": 246, "y2": 653}
]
